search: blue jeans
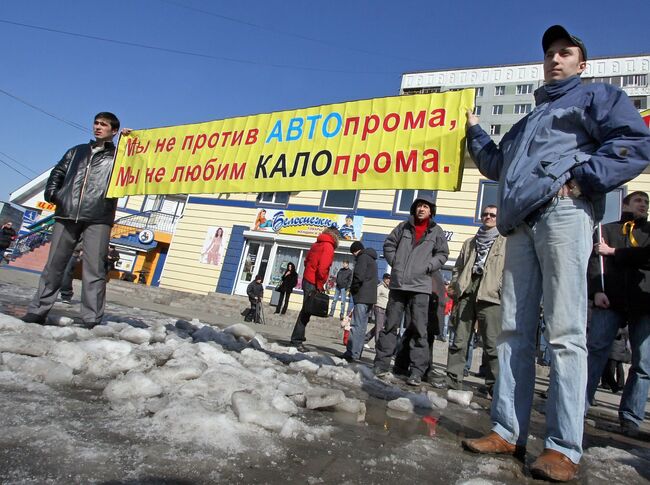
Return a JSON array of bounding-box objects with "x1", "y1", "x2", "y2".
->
[
  {"x1": 587, "y1": 309, "x2": 649, "y2": 427},
  {"x1": 491, "y1": 197, "x2": 593, "y2": 464},
  {"x1": 345, "y1": 303, "x2": 372, "y2": 360},
  {"x1": 330, "y1": 287, "x2": 348, "y2": 317}
]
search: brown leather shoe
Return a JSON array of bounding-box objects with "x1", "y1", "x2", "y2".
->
[
  {"x1": 462, "y1": 432, "x2": 525, "y2": 459},
  {"x1": 530, "y1": 449, "x2": 579, "y2": 482}
]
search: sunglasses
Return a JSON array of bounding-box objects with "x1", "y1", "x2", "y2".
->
[{"x1": 481, "y1": 212, "x2": 497, "y2": 218}]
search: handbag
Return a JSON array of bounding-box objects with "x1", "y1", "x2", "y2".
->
[{"x1": 303, "y1": 290, "x2": 329, "y2": 317}]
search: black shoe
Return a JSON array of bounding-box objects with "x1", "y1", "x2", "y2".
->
[
  {"x1": 406, "y1": 375, "x2": 422, "y2": 386},
  {"x1": 273, "y1": 310, "x2": 280, "y2": 314},
  {"x1": 463, "y1": 369, "x2": 469, "y2": 377},
  {"x1": 620, "y1": 419, "x2": 640, "y2": 437},
  {"x1": 21, "y1": 313, "x2": 46, "y2": 324},
  {"x1": 430, "y1": 378, "x2": 448, "y2": 389},
  {"x1": 373, "y1": 366, "x2": 391, "y2": 378},
  {"x1": 295, "y1": 344, "x2": 308, "y2": 353},
  {"x1": 280, "y1": 311, "x2": 287, "y2": 315},
  {"x1": 60, "y1": 298, "x2": 72, "y2": 305},
  {"x1": 339, "y1": 353, "x2": 355, "y2": 363},
  {"x1": 81, "y1": 321, "x2": 99, "y2": 329}
]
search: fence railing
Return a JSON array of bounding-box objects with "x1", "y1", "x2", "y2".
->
[{"x1": 111, "y1": 211, "x2": 180, "y2": 239}]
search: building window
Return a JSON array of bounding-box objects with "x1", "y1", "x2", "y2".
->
[
  {"x1": 490, "y1": 124, "x2": 501, "y2": 135},
  {"x1": 622, "y1": 74, "x2": 648, "y2": 87},
  {"x1": 631, "y1": 97, "x2": 648, "y2": 110},
  {"x1": 141, "y1": 195, "x2": 186, "y2": 217},
  {"x1": 514, "y1": 103, "x2": 532, "y2": 114},
  {"x1": 117, "y1": 196, "x2": 129, "y2": 209},
  {"x1": 492, "y1": 105, "x2": 503, "y2": 115},
  {"x1": 257, "y1": 192, "x2": 290, "y2": 206},
  {"x1": 394, "y1": 190, "x2": 437, "y2": 215},
  {"x1": 494, "y1": 85, "x2": 505, "y2": 96},
  {"x1": 475, "y1": 87, "x2": 484, "y2": 97},
  {"x1": 516, "y1": 84, "x2": 533, "y2": 95},
  {"x1": 474, "y1": 105, "x2": 482, "y2": 115},
  {"x1": 476, "y1": 180, "x2": 498, "y2": 222},
  {"x1": 321, "y1": 190, "x2": 359, "y2": 212}
]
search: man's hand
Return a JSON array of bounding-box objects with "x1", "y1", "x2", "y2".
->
[
  {"x1": 466, "y1": 108, "x2": 479, "y2": 127},
  {"x1": 121, "y1": 128, "x2": 133, "y2": 136},
  {"x1": 595, "y1": 239, "x2": 615, "y2": 257},
  {"x1": 594, "y1": 292, "x2": 610, "y2": 309}
]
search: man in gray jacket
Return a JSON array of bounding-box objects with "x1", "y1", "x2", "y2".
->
[
  {"x1": 461, "y1": 26, "x2": 650, "y2": 482},
  {"x1": 433, "y1": 205, "x2": 505, "y2": 394},
  {"x1": 373, "y1": 195, "x2": 449, "y2": 386},
  {"x1": 22, "y1": 112, "x2": 121, "y2": 328}
]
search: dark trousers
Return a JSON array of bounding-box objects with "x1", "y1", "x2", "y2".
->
[
  {"x1": 290, "y1": 279, "x2": 315, "y2": 345},
  {"x1": 394, "y1": 293, "x2": 439, "y2": 377},
  {"x1": 374, "y1": 290, "x2": 430, "y2": 378},
  {"x1": 275, "y1": 290, "x2": 291, "y2": 314},
  {"x1": 29, "y1": 220, "x2": 111, "y2": 324},
  {"x1": 602, "y1": 359, "x2": 626, "y2": 393}
]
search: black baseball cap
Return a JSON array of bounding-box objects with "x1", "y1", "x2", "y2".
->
[{"x1": 542, "y1": 25, "x2": 587, "y2": 61}]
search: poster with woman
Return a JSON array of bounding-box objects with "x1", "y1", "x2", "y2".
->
[{"x1": 199, "y1": 227, "x2": 227, "y2": 266}]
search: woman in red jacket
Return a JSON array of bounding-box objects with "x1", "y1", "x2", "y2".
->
[{"x1": 289, "y1": 227, "x2": 339, "y2": 351}]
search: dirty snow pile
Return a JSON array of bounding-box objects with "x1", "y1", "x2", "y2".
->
[{"x1": 0, "y1": 312, "x2": 369, "y2": 454}]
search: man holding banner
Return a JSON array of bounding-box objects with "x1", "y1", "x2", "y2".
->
[
  {"x1": 22, "y1": 112, "x2": 121, "y2": 328},
  {"x1": 460, "y1": 25, "x2": 650, "y2": 482}
]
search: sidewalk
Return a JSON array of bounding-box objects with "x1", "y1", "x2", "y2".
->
[{"x1": 1, "y1": 264, "x2": 647, "y2": 434}]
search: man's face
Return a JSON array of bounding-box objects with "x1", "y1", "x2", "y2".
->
[
  {"x1": 383, "y1": 276, "x2": 390, "y2": 285},
  {"x1": 481, "y1": 207, "x2": 498, "y2": 229},
  {"x1": 543, "y1": 38, "x2": 586, "y2": 83},
  {"x1": 342, "y1": 261, "x2": 349, "y2": 269},
  {"x1": 623, "y1": 195, "x2": 649, "y2": 219},
  {"x1": 414, "y1": 202, "x2": 431, "y2": 221},
  {"x1": 93, "y1": 117, "x2": 118, "y2": 142},
  {"x1": 345, "y1": 218, "x2": 352, "y2": 226}
]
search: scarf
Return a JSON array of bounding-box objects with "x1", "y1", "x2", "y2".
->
[
  {"x1": 473, "y1": 226, "x2": 499, "y2": 274},
  {"x1": 414, "y1": 217, "x2": 429, "y2": 243}
]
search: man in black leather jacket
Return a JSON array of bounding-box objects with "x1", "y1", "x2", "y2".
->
[{"x1": 23, "y1": 112, "x2": 121, "y2": 328}]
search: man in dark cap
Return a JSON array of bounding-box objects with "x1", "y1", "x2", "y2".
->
[
  {"x1": 373, "y1": 195, "x2": 449, "y2": 386},
  {"x1": 461, "y1": 25, "x2": 650, "y2": 482}
]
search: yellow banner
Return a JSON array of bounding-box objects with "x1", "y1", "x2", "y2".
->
[{"x1": 107, "y1": 90, "x2": 474, "y2": 197}]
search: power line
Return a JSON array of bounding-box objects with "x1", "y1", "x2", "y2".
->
[
  {"x1": 0, "y1": 154, "x2": 32, "y2": 180},
  {"x1": 0, "y1": 87, "x2": 90, "y2": 133},
  {"x1": 0, "y1": 18, "x2": 398, "y2": 75},
  {"x1": 0, "y1": 150, "x2": 39, "y2": 176},
  {"x1": 159, "y1": 0, "x2": 423, "y2": 63}
]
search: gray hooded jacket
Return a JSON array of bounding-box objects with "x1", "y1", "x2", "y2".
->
[{"x1": 383, "y1": 196, "x2": 449, "y2": 294}]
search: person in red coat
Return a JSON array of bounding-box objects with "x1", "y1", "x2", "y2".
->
[{"x1": 290, "y1": 226, "x2": 339, "y2": 351}]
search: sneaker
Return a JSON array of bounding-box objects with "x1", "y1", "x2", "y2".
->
[
  {"x1": 60, "y1": 298, "x2": 72, "y2": 305},
  {"x1": 21, "y1": 313, "x2": 46, "y2": 324},
  {"x1": 295, "y1": 344, "x2": 308, "y2": 353},
  {"x1": 363, "y1": 343, "x2": 371, "y2": 350},
  {"x1": 406, "y1": 375, "x2": 422, "y2": 386},
  {"x1": 463, "y1": 368, "x2": 469, "y2": 377}
]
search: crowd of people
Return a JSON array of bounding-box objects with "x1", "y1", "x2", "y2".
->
[{"x1": 9, "y1": 21, "x2": 650, "y2": 484}]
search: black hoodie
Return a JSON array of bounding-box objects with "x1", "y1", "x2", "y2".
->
[{"x1": 350, "y1": 248, "x2": 378, "y2": 305}]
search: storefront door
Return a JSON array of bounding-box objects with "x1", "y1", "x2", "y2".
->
[{"x1": 234, "y1": 241, "x2": 272, "y2": 296}]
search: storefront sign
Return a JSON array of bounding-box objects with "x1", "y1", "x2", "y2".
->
[
  {"x1": 36, "y1": 201, "x2": 55, "y2": 212},
  {"x1": 253, "y1": 208, "x2": 363, "y2": 240},
  {"x1": 107, "y1": 90, "x2": 474, "y2": 197}
]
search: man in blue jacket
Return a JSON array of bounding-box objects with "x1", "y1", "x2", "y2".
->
[{"x1": 461, "y1": 25, "x2": 650, "y2": 482}]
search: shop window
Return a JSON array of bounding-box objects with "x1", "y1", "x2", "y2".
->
[
  {"x1": 394, "y1": 190, "x2": 437, "y2": 215},
  {"x1": 321, "y1": 190, "x2": 358, "y2": 212},
  {"x1": 268, "y1": 246, "x2": 303, "y2": 289},
  {"x1": 257, "y1": 192, "x2": 290, "y2": 207}
]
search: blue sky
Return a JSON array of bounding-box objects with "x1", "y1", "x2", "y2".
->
[{"x1": 1, "y1": 0, "x2": 648, "y2": 201}]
